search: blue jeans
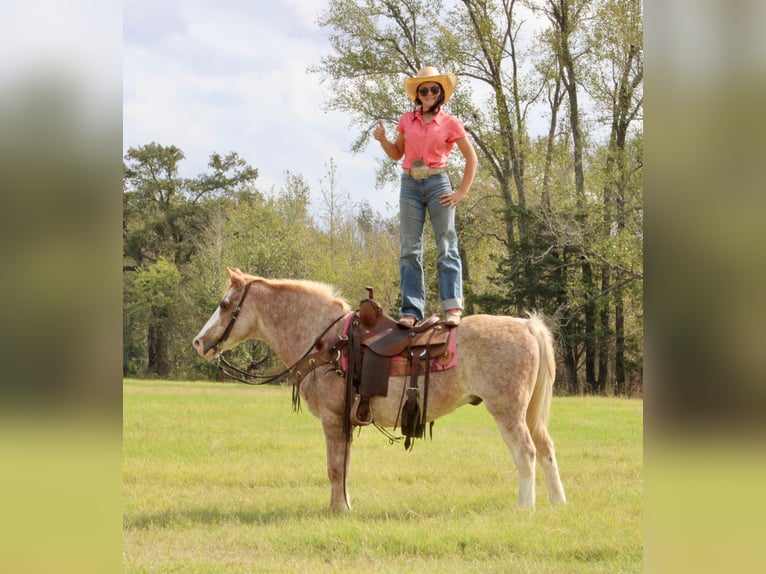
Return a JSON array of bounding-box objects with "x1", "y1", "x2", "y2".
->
[{"x1": 399, "y1": 172, "x2": 463, "y2": 320}]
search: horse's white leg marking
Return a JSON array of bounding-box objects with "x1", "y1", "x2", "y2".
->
[
  {"x1": 321, "y1": 417, "x2": 352, "y2": 512},
  {"x1": 490, "y1": 413, "x2": 537, "y2": 508},
  {"x1": 533, "y1": 429, "x2": 567, "y2": 505},
  {"x1": 508, "y1": 423, "x2": 537, "y2": 508}
]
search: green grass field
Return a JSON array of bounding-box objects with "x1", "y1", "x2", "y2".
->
[{"x1": 123, "y1": 379, "x2": 642, "y2": 573}]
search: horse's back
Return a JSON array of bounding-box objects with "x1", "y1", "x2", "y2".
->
[{"x1": 456, "y1": 314, "x2": 544, "y2": 353}]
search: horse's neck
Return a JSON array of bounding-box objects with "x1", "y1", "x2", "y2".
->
[{"x1": 253, "y1": 283, "x2": 347, "y2": 365}]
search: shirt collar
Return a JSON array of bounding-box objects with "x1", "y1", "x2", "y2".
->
[{"x1": 415, "y1": 108, "x2": 444, "y2": 124}]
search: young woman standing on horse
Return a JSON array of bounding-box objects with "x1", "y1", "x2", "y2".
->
[{"x1": 374, "y1": 66, "x2": 477, "y2": 327}]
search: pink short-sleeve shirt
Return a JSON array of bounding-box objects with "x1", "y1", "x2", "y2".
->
[{"x1": 396, "y1": 109, "x2": 467, "y2": 169}]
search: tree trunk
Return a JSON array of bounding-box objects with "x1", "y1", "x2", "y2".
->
[
  {"x1": 147, "y1": 320, "x2": 169, "y2": 376},
  {"x1": 551, "y1": 0, "x2": 597, "y2": 391},
  {"x1": 597, "y1": 267, "x2": 610, "y2": 394},
  {"x1": 582, "y1": 261, "x2": 597, "y2": 391},
  {"x1": 542, "y1": 73, "x2": 564, "y2": 209},
  {"x1": 614, "y1": 294, "x2": 626, "y2": 394},
  {"x1": 560, "y1": 335, "x2": 579, "y2": 395},
  {"x1": 608, "y1": 34, "x2": 642, "y2": 395}
]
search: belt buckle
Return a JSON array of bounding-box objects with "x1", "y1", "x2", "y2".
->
[{"x1": 410, "y1": 165, "x2": 430, "y2": 179}]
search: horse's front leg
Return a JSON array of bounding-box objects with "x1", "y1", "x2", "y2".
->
[{"x1": 320, "y1": 414, "x2": 352, "y2": 512}]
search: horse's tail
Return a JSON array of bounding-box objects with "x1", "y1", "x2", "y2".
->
[{"x1": 524, "y1": 313, "x2": 556, "y2": 443}]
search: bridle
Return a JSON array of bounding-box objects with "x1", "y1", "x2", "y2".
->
[
  {"x1": 211, "y1": 281, "x2": 348, "y2": 386},
  {"x1": 211, "y1": 281, "x2": 254, "y2": 358}
]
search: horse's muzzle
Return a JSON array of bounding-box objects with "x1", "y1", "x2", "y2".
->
[{"x1": 192, "y1": 336, "x2": 218, "y2": 359}]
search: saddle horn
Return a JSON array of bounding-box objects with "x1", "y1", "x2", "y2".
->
[{"x1": 359, "y1": 286, "x2": 382, "y2": 329}]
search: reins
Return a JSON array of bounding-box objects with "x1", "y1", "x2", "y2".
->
[
  {"x1": 215, "y1": 354, "x2": 288, "y2": 386},
  {"x1": 212, "y1": 281, "x2": 349, "y2": 386}
]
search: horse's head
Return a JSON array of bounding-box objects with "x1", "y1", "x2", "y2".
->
[{"x1": 192, "y1": 267, "x2": 254, "y2": 359}]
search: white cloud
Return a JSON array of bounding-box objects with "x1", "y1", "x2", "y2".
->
[{"x1": 123, "y1": 0, "x2": 392, "y2": 216}]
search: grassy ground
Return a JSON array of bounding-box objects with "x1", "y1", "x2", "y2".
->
[{"x1": 123, "y1": 379, "x2": 642, "y2": 573}]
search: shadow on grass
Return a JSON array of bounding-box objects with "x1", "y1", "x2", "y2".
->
[
  {"x1": 124, "y1": 504, "x2": 333, "y2": 529},
  {"x1": 555, "y1": 546, "x2": 635, "y2": 563},
  {"x1": 124, "y1": 496, "x2": 519, "y2": 530}
]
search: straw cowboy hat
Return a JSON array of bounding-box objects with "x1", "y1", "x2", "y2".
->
[{"x1": 404, "y1": 66, "x2": 458, "y2": 104}]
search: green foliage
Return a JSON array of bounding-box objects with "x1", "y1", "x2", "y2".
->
[
  {"x1": 124, "y1": 380, "x2": 643, "y2": 573},
  {"x1": 124, "y1": 258, "x2": 183, "y2": 376},
  {"x1": 131, "y1": 258, "x2": 181, "y2": 314},
  {"x1": 123, "y1": 143, "x2": 259, "y2": 268}
]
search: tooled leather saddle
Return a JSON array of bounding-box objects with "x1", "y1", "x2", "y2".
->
[
  {"x1": 344, "y1": 287, "x2": 456, "y2": 448},
  {"x1": 289, "y1": 287, "x2": 457, "y2": 448}
]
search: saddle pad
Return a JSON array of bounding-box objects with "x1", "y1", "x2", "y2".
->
[{"x1": 390, "y1": 328, "x2": 457, "y2": 372}]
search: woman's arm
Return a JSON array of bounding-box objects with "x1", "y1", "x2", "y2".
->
[
  {"x1": 452, "y1": 136, "x2": 477, "y2": 198},
  {"x1": 374, "y1": 120, "x2": 404, "y2": 161}
]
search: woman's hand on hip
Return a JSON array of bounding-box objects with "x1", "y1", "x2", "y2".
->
[{"x1": 439, "y1": 189, "x2": 466, "y2": 208}]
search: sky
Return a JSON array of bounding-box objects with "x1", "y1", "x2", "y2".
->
[{"x1": 123, "y1": 0, "x2": 396, "y2": 217}]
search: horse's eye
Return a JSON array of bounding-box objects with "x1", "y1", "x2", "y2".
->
[{"x1": 220, "y1": 301, "x2": 229, "y2": 311}]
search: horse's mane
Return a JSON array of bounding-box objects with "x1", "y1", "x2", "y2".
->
[{"x1": 240, "y1": 273, "x2": 351, "y2": 311}]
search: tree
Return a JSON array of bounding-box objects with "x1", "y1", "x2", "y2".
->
[
  {"x1": 310, "y1": 160, "x2": 400, "y2": 310},
  {"x1": 522, "y1": 0, "x2": 643, "y2": 393},
  {"x1": 447, "y1": 0, "x2": 537, "y2": 259},
  {"x1": 123, "y1": 143, "x2": 187, "y2": 268},
  {"x1": 123, "y1": 143, "x2": 259, "y2": 268},
  {"x1": 587, "y1": 0, "x2": 643, "y2": 394},
  {"x1": 123, "y1": 143, "x2": 259, "y2": 376},
  {"x1": 128, "y1": 258, "x2": 181, "y2": 376},
  {"x1": 316, "y1": 157, "x2": 350, "y2": 271}
]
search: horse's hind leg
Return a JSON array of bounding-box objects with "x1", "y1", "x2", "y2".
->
[
  {"x1": 488, "y1": 410, "x2": 537, "y2": 507},
  {"x1": 321, "y1": 417, "x2": 352, "y2": 512},
  {"x1": 532, "y1": 428, "x2": 567, "y2": 505}
]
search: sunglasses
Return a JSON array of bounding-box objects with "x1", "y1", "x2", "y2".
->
[{"x1": 418, "y1": 86, "x2": 442, "y2": 97}]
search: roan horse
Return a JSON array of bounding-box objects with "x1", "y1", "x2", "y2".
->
[{"x1": 193, "y1": 268, "x2": 566, "y2": 511}]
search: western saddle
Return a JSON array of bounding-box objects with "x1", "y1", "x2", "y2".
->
[{"x1": 345, "y1": 287, "x2": 454, "y2": 449}]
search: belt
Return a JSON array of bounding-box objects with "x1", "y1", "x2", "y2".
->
[{"x1": 402, "y1": 166, "x2": 447, "y2": 179}]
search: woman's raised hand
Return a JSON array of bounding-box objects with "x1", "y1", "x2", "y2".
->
[{"x1": 373, "y1": 120, "x2": 386, "y2": 142}]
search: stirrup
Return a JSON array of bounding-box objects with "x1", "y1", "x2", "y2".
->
[{"x1": 350, "y1": 394, "x2": 373, "y2": 426}]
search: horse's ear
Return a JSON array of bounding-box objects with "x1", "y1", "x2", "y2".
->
[{"x1": 227, "y1": 267, "x2": 245, "y2": 287}]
